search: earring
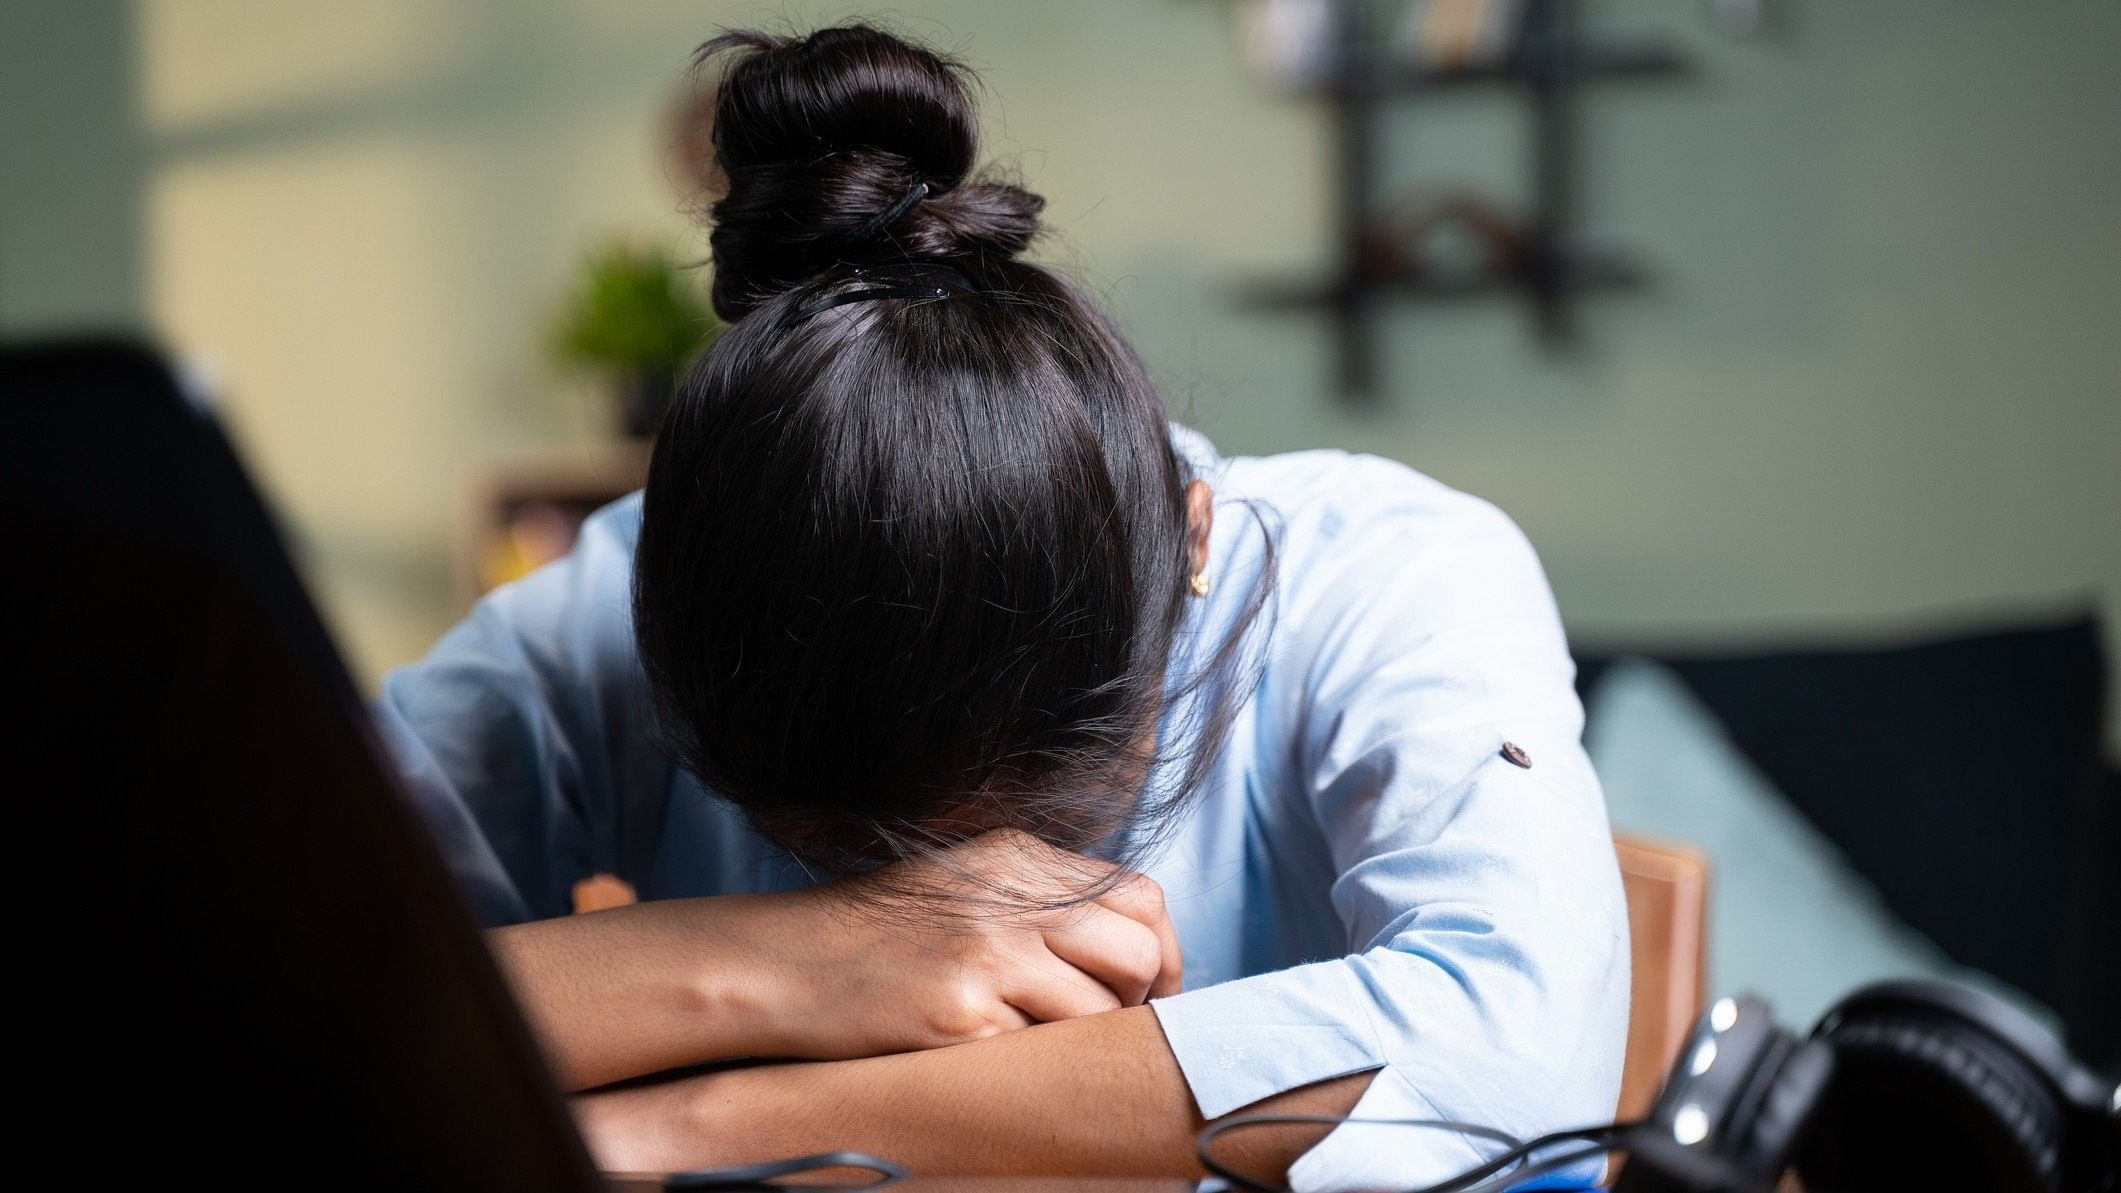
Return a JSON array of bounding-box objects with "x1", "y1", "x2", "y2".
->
[{"x1": 1189, "y1": 572, "x2": 1211, "y2": 598}]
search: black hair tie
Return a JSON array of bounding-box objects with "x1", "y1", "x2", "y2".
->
[
  {"x1": 789, "y1": 260, "x2": 973, "y2": 323},
  {"x1": 851, "y1": 181, "x2": 930, "y2": 242}
]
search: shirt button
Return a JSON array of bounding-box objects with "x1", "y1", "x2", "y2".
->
[{"x1": 1500, "y1": 741, "x2": 1533, "y2": 768}]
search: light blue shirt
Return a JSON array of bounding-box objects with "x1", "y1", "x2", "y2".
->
[{"x1": 377, "y1": 429, "x2": 1630, "y2": 1190}]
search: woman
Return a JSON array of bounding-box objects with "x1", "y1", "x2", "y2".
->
[{"x1": 379, "y1": 24, "x2": 1628, "y2": 1189}]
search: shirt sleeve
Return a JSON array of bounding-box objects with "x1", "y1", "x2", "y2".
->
[
  {"x1": 1149, "y1": 478, "x2": 1631, "y2": 1191},
  {"x1": 373, "y1": 496, "x2": 662, "y2": 927}
]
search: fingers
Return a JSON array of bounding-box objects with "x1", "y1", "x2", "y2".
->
[
  {"x1": 1095, "y1": 872, "x2": 1183, "y2": 998},
  {"x1": 1144, "y1": 907, "x2": 1183, "y2": 998},
  {"x1": 945, "y1": 831, "x2": 1185, "y2": 1007},
  {"x1": 1040, "y1": 902, "x2": 1164, "y2": 1007},
  {"x1": 987, "y1": 835, "x2": 1183, "y2": 1000},
  {"x1": 921, "y1": 983, "x2": 1034, "y2": 1049},
  {"x1": 979, "y1": 1002, "x2": 1035, "y2": 1038},
  {"x1": 1000, "y1": 954, "x2": 1125, "y2": 1024}
]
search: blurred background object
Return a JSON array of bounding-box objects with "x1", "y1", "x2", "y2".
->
[
  {"x1": 466, "y1": 439, "x2": 648, "y2": 595},
  {"x1": 1234, "y1": 0, "x2": 1346, "y2": 89},
  {"x1": 472, "y1": 236, "x2": 714, "y2": 589},
  {"x1": 1239, "y1": 0, "x2": 1685, "y2": 395},
  {"x1": 547, "y1": 240, "x2": 719, "y2": 439},
  {"x1": 3, "y1": 1, "x2": 2115, "y2": 1065}
]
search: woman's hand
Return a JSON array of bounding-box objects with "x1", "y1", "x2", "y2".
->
[
  {"x1": 741, "y1": 829, "x2": 1182, "y2": 1060},
  {"x1": 490, "y1": 830, "x2": 1178, "y2": 1089}
]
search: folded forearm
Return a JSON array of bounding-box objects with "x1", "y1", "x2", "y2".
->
[
  {"x1": 580, "y1": 1004, "x2": 1374, "y2": 1180},
  {"x1": 487, "y1": 895, "x2": 790, "y2": 1090}
]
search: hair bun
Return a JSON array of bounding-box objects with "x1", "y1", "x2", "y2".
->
[{"x1": 699, "y1": 25, "x2": 1046, "y2": 319}]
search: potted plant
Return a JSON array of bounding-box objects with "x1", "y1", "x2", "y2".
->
[{"x1": 549, "y1": 242, "x2": 721, "y2": 438}]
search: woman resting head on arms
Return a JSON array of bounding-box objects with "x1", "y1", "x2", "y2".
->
[{"x1": 378, "y1": 23, "x2": 1630, "y2": 1189}]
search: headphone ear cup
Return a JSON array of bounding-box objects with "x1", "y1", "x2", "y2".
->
[
  {"x1": 1728, "y1": 1038, "x2": 1834, "y2": 1177},
  {"x1": 1618, "y1": 997, "x2": 1833, "y2": 1193},
  {"x1": 1794, "y1": 1007, "x2": 2067, "y2": 1192}
]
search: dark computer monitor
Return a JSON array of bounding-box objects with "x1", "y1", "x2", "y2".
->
[{"x1": 3, "y1": 339, "x2": 601, "y2": 1190}]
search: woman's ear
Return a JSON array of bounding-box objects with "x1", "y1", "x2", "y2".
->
[{"x1": 1184, "y1": 480, "x2": 1214, "y2": 580}]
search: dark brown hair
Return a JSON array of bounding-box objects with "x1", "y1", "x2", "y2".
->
[{"x1": 633, "y1": 24, "x2": 1266, "y2": 886}]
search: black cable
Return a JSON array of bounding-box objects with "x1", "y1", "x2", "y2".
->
[
  {"x1": 1405, "y1": 1122, "x2": 1639, "y2": 1193},
  {"x1": 1447, "y1": 1142, "x2": 1622, "y2": 1193},
  {"x1": 1195, "y1": 1114, "x2": 1527, "y2": 1193},
  {"x1": 661, "y1": 1150, "x2": 906, "y2": 1190}
]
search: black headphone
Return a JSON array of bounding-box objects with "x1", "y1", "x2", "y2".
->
[
  {"x1": 1616, "y1": 980, "x2": 2119, "y2": 1193},
  {"x1": 1196, "y1": 979, "x2": 2115, "y2": 1193}
]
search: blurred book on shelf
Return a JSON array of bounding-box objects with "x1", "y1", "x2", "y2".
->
[
  {"x1": 467, "y1": 441, "x2": 649, "y2": 597},
  {"x1": 1394, "y1": 0, "x2": 1526, "y2": 71}
]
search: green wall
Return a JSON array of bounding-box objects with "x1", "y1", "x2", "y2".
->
[{"x1": 1, "y1": 0, "x2": 143, "y2": 333}]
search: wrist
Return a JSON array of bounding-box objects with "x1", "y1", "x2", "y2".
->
[
  {"x1": 683, "y1": 1062, "x2": 817, "y2": 1162},
  {"x1": 679, "y1": 892, "x2": 818, "y2": 1058}
]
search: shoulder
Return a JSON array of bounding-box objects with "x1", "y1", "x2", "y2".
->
[
  {"x1": 483, "y1": 492, "x2": 641, "y2": 616},
  {"x1": 1183, "y1": 432, "x2": 1569, "y2": 715},
  {"x1": 1187, "y1": 432, "x2": 1539, "y2": 606},
  {"x1": 581, "y1": 490, "x2": 644, "y2": 554},
  {"x1": 422, "y1": 490, "x2": 647, "y2": 696},
  {"x1": 1227, "y1": 448, "x2": 1514, "y2": 538}
]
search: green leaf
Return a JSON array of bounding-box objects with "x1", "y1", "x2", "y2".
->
[{"x1": 549, "y1": 241, "x2": 723, "y2": 376}]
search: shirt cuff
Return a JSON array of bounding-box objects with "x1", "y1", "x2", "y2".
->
[
  {"x1": 1287, "y1": 1068, "x2": 1606, "y2": 1192},
  {"x1": 1150, "y1": 959, "x2": 1382, "y2": 1119},
  {"x1": 1150, "y1": 961, "x2": 1606, "y2": 1192},
  {"x1": 1288, "y1": 1065, "x2": 1490, "y2": 1192}
]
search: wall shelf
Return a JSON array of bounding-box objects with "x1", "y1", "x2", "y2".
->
[
  {"x1": 1241, "y1": 245, "x2": 1649, "y2": 308},
  {"x1": 1241, "y1": 0, "x2": 1689, "y2": 401},
  {"x1": 1330, "y1": 41, "x2": 1686, "y2": 96}
]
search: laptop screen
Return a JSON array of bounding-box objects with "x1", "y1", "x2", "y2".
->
[{"x1": 4, "y1": 339, "x2": 602, "y2": 1190}]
